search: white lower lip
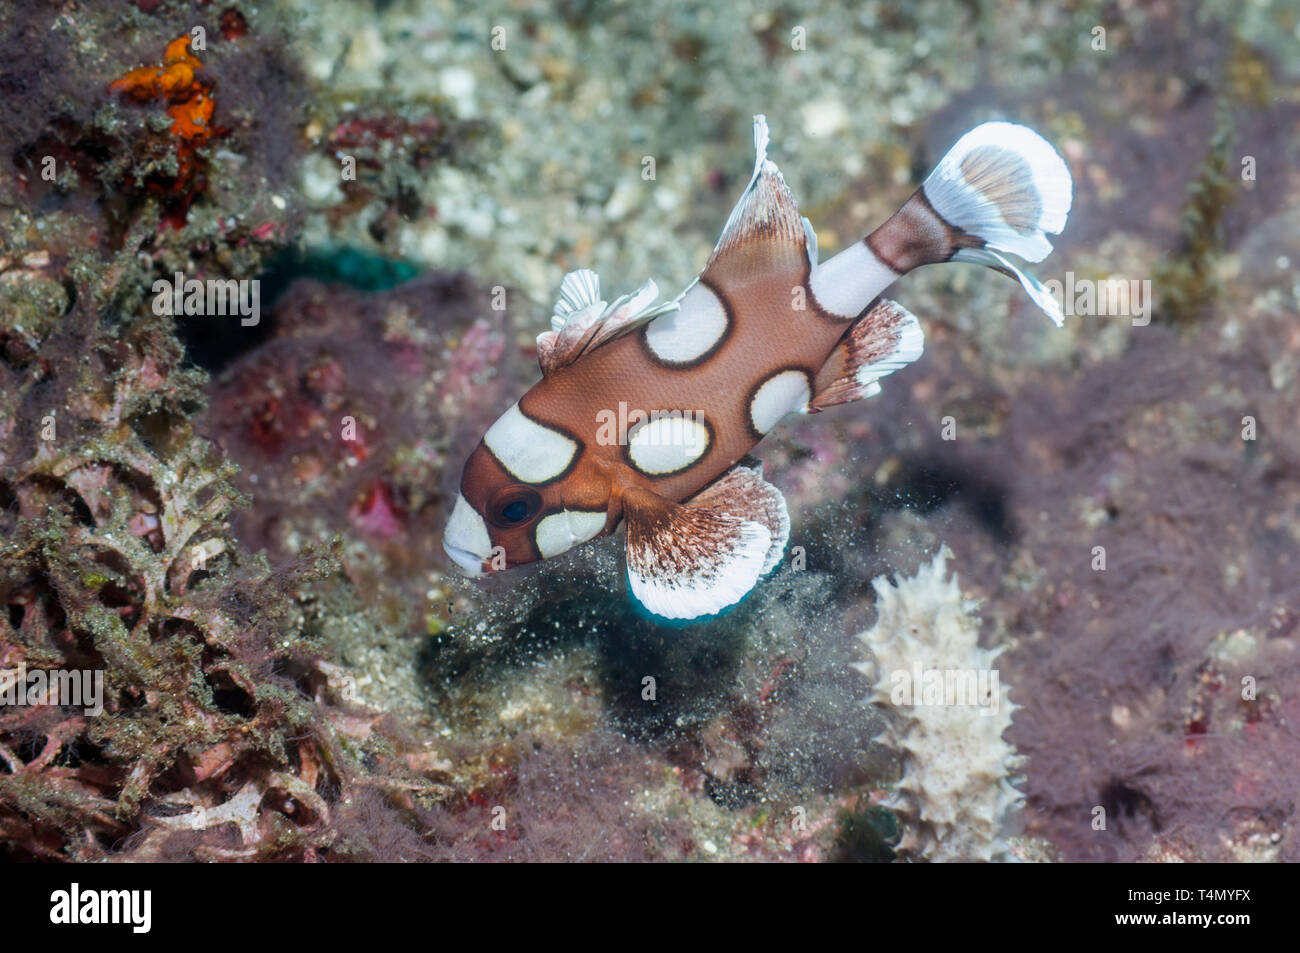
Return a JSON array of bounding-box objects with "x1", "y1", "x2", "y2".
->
[{"x1": 442, "y1": 539, "x2": 487, "y2": 576}]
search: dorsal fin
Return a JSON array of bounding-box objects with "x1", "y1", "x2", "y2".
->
[
  {"x1": 550, "y1": 268, "x2": 603, "y2": 331},
  {"x1": 536, "y1": 270, "x2": 677, "y2": 375},
  {"x1": 705, "y1": 115, "x2": 809, "y2": 273}
]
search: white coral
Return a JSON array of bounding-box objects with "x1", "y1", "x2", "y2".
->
[{"x1": 853, "y1": 546, "x2": 1024, "y2": 862}]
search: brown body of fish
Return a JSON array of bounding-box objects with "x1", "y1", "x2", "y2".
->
[
  {"x1": 463, "y1": 243, "x2": 856, "y2": 566},
  {"x1": 444, "y1": 114, "x2": 1073, "y2": 619}
]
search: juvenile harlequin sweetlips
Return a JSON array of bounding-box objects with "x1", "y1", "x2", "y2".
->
[{"x1": 444, "y1": 116, "x2": 1072, "y2": 620}]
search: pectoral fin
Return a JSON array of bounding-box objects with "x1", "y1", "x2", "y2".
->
[{"x1": 622, "y1": 464, "x2": 789, "y2": 621}]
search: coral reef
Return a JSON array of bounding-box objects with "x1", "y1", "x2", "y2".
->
[
  {"x1": 0, "y1": 3, "x2": 468, "y2": 861},
  {"x1": 0, "y1": 280, "x2": 474, "y2": 859},
  {"x1": 197, "y1": 272, "x2": 513, "y2": 659},
  {"x1": 854, "y1": 548, "x2": 1023, "y2": 862}
]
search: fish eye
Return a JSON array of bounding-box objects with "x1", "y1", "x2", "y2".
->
[{"x1": 488, "y1": 486, "x2": 542, "y2": 528}]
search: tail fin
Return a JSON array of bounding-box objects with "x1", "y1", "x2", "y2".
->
[{"x1": 866, "y1": 121, "x2": 1073, "y2": 325}]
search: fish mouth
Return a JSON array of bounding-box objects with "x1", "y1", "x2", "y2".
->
[{"x1": 441, "y1": 538, "x2": 488, "y2": 576}]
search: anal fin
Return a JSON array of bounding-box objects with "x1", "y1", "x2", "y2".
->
[
  {"x1": 623, "y1": 464, "x2": 789, "y2": 621},
  {"x1": 810, "y1": 298, "x2": 924, "y2": 411}
]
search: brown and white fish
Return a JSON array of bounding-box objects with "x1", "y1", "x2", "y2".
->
[{"x1": 443, "y1": 116, "x2": 1072, "y2": 620}]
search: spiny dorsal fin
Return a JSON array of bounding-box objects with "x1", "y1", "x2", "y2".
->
[
  {"x1": 550, "y1": 268, "x2": 603, "y2": 331},
  {"x1": 705, "y1": 115, "x2": 809, "y2": 271},
  {"x1": 537, "y1": 270, "x2": 677, "y2": 375}
]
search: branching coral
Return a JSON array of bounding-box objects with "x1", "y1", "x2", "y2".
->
[
  {"x1": 0, "y1": 296, "x2": 461, "y2": 860},
  {"x1": 853, "y1": 548, "x2": 1024, "y2": 862},
  {"x1": 0, "y1": 7, "x2": 509, "y2": 861}
]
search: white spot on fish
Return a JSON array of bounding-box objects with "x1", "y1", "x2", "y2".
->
[
  {"x1": 810, "y1": 242, "x2": 898, "y2": 317},
  {"x1": 535, "y1": 509, "x2": 606, "y2": 558},
  {"x1": 749, "y1": 369, "x2": 810, "y2": 435},
  {"x1": 442, "y1": 493, "x2": 492, "y2": 574},
  {"x1": 483, "y1": 402, "x2": 577, "y2": 483},
  {"x1": 643, "y1": 282, "x2": 728, "y2": 364},
  {"x1": 627, "y1": 413, "x2": 710, "y2": 475}
]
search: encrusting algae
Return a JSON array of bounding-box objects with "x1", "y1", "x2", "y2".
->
[{"x1": 108, "y1": 35, "x2": 220, "y2": 205}]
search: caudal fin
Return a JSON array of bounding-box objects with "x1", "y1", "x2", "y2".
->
[{"x1": 865, "y1": 121, "x2": 1073, "y2": 325}]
